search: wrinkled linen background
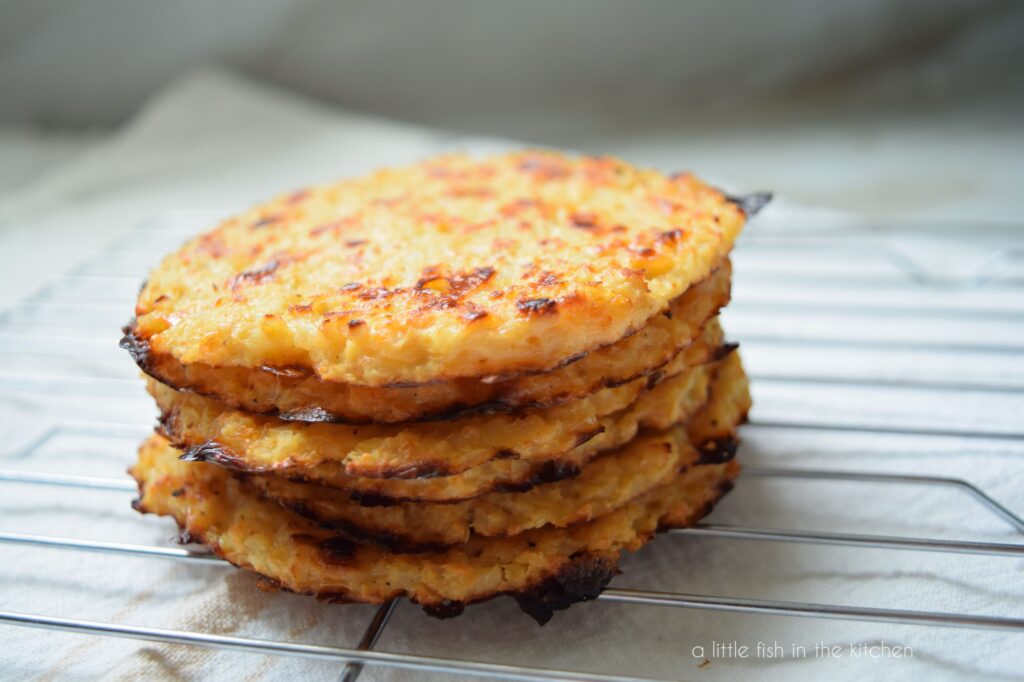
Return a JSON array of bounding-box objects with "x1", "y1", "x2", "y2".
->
[{"x1": 0, "y1": 71, "x2": 1021, "y2": 681}]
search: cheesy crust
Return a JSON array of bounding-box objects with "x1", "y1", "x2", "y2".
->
[{"x1": 130, "y1": 151, "x2": 745, "y2": 396}]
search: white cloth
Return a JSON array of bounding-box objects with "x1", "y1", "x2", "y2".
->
[{"x1": 0, "y1": 69, "x2": 1021, "y2": 681}]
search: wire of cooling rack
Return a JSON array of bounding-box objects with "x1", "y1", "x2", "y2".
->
[{"x1": 1, "y1": 220, "x2": 1023, "y2": 681}]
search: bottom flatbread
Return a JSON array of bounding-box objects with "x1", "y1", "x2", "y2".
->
[{"x1": 132, "y1": 443, "x2": 739, "y2": 624}]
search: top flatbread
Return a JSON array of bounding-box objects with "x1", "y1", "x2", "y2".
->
[{"x1": 129, "y1": 151, "x2": 745, "y2": 388}]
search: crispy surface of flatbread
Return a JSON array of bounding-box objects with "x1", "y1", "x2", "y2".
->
[{"x1": 128, "y1": 151, "x2": 744, "y2": 394}]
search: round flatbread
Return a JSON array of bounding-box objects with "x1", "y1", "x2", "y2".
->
[
  {"x1": 126, "y1": 151, "x2": 745, "y2": 411},
  {"x1": 130, "y1": 151, "x2": 744, "y2": 385}
]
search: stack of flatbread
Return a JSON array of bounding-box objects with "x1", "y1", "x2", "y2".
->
[{"x1": 123, "y1": 150, "x2": 760, "y2": 623}]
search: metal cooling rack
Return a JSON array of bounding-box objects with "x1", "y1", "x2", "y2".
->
[{"x1": 0, "y1": 215, "x2": 1022, "y2": 681}]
